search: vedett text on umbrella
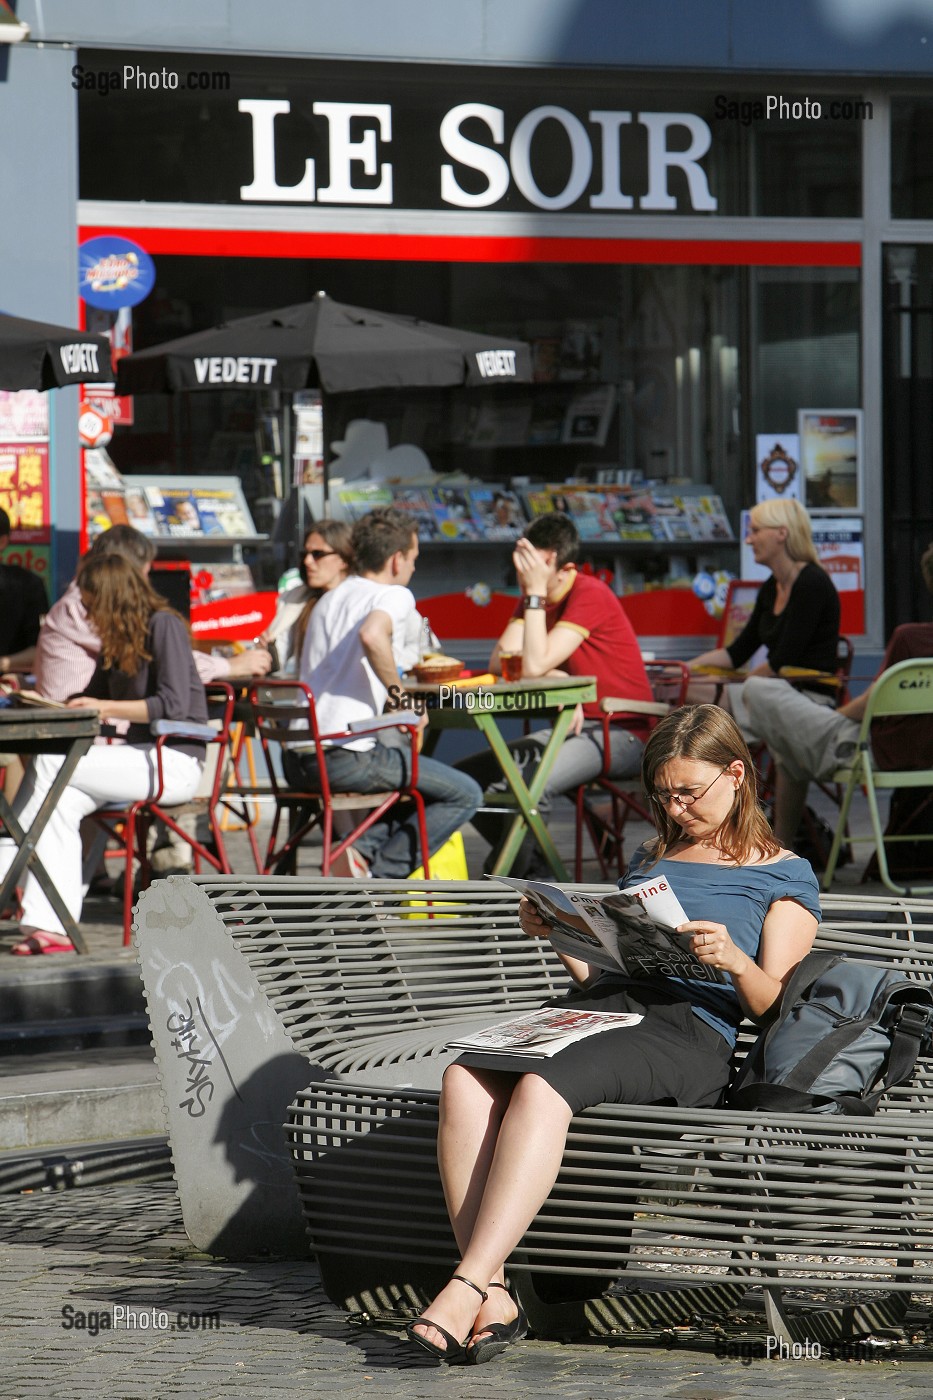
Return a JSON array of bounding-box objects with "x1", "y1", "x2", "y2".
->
[{"x1": 192, "y1": 356, "x2": 278, "y2": 385}]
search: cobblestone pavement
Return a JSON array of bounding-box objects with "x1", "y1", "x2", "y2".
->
[{"x1": 0, "y1": 1181, "x2": 930, "y2": 1400}]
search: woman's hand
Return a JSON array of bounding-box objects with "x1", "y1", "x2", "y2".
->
[
  {"x1": 66, "y1": 696, "x2": 104, "y2": 713},
  {"x1": 518, "y1": 896, "x2": 551, "y2": 939},
  {"x1": 678, "y1": 920, "x2": 752, "y2": 979}
]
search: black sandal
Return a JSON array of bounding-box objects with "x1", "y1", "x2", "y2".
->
[
  {"x1": 405, "y1": 1274, "x2": 488, "y2": 1362},
  {"x1": 466, "y1": 1281, "x2": 528, "y2": 1366}
]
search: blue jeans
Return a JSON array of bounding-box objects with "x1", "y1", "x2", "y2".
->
[{"x1": 282, "y1": 742, "x2": 481, "y2": 878}]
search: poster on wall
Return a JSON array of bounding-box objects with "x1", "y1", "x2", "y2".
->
[
  {"x1": 0, "y1": 441, "x2": 51, "y2": 541},
  {"x1": 755, "y1": 434, "x2": 801, "y2": 502},
  {"x1": 797, "y1": 410, "x2": 862, "y2": 513},
  {"x1": 0, "y1": 391, "x2": 48, "y2": 442},
  {"x1": 0, "y1": 392, "x2": 51, "y2": 556},
  {"x1": 812, "y1": 517, "x2": 864, "y2": 592}
]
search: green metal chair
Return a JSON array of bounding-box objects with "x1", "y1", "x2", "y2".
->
[{"x1": 822, "y1": 656, "x2": 933, "y2": 895}]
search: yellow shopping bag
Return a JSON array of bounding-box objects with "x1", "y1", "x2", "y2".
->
[
  {"x1": 408, "y1": 831, "x2": 468, "y2": 882},
  {"x1": 403, "y1": 831, "x2": 468, "y2": 918}
]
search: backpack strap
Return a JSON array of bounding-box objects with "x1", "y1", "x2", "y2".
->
[
  {"x1": 728, "y1": 950, "x2": 839, "y2": 1099},
  {"x1": 727, "y1": 1082, "x2": 875, "y2": 1115},
  {"x1": 864, "y1": 1001, "x2": 933, "y2": 1110}
]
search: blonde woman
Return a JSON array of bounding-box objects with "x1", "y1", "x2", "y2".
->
[{"x1": 688, "y1": 497, "x2": 840, "y2": 726}]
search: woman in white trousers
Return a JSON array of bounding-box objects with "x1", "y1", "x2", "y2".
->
[{"x1": 5, "y1": 554, "x2": 208, "y2": 953}]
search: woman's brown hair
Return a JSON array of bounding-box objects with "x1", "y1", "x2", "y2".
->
[
  {"x1": 641, "y1": 704, "x2": 780, "y2": 865},
  {"x1": 293, "y1": 518, "x2": 354, "y2": 660},
  {"x1": 77, "y1": 553, "x2": 177, "y2": 675}
]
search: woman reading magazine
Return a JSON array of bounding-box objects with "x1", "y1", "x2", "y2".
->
[{"x1": 407, "y1": 704, "x2": 819, "y2": 1365}]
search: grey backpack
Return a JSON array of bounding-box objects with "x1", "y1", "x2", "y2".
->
[{"x1": 728, "y1": 951, "x2": 933, "y2": 1116}]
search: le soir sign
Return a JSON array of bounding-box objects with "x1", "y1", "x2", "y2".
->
[
  {"x1": 237, "y1": 99, "x2": 717, "y2": 213},
  {"x1": 77, "y1": 54, "x2": 722, "y2": 216}
]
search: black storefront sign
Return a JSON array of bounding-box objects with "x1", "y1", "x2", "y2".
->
[{"x1": 77, "y1": 53, "x2": 859, "y2": 218}]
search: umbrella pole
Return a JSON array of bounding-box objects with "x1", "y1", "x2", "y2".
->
[
  {"x1": 321, "y1": 394, "x2": 331, "y2": 520},
  {"x1": 284, "y1": 391, "x2": 300, "y2": 555}
]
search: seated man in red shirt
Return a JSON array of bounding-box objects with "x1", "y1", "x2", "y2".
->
[{"x1": 456, "y1": 514, "x2": 653, "y2": 875}]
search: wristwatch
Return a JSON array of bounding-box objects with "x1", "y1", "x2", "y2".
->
[{"x1": 524, "y1": 594, "x2": 546, "y2": 610}]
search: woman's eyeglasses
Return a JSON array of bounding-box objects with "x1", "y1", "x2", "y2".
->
[
  {"x1": 304, "y1": 549, "x2": 337, "y2": 561},
  {"x1": 650, "y1": 770, "x2": 729, "y2": 811}
]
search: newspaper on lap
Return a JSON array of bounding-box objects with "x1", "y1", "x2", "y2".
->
[
  {"x1": 495, "y1": 874, "x2": 728, "y2": 986},
  {"x1": 446, "y1": 1007, "x2": 644, "y2": 1059}
]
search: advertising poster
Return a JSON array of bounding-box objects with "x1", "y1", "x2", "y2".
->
[
  {"x1": 0, "y1": 391, "x2": 49, "y2": 441},
  {"x1": 0, "y1": 394, "x2": 52, "y2": 562},
  {"x1": 755, "y1": 434, "x2": 801, "y2": 502},
  {"x1": 798, "y1": 410, "x2": 862, "y2": 513},
  {"x1": 812, "y1": 517, "x2": 864, "y2": 592},
  {"x1": 0, "y1": 441, "x2": 51, "y2": 542}
]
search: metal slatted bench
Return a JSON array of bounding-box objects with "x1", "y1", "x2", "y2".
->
[
  {"x1": 134, "y1": 876, "x2": 572, "y2": 1257},
  {"x1": 282, "y1": 889, "x2": 933, "y2": 1347},
  {"x1": 135, "y1": 875, "x2": 933, "y2": 1346}
]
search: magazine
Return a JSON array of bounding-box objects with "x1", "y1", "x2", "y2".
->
[
  {"x1": 496, "y1": 875, "x2": 728, "y2": 986},
  {"x1": 429, "y1": 487, "x2": 482, "y2": 540},
  {"x1": 190, "y1": 489, "x2": 252, "y2": 538},
  {"x1": 146, "y1": 486, "x2": 203, "y2": 537},
  {"x1": 337, "y1": 483, "x2": 393, "y2": 522},
  {"x1": 447, "y1": 1007, "x2": 644, "y2": 1059},
  {"x1": 3, "y1": 687, "x2": 68, "y2": 709},
  {"x1": 681, "y1": 493, "x2": 734, "y2": 542},
  {"x1": 468, "y1": 486, "x2": 526, "y2": 541},
  {"x1": 390, "y1": 487, "x2": 440, "y2": 540},
  {"x1": 124, "y1": 487, "x2": 160, "y2": 537}
]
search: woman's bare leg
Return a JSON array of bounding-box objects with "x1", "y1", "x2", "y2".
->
[
  {"x1": 437, "y1": 1064, "x2": 512, "y2": 1255},
  {"x1": 412, "y1": 1071, "x2": 574, "y2": 1352}
]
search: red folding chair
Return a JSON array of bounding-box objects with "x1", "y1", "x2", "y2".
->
[
  {"x1": 573, "y1": 661, "x2": 690, "y2": 880},
  {"x1": 92, "y1": 682, "x2": 237, "y2": 945},
  {"x1": 248, "y1": 679, "x2": 430, "y2": 878}
]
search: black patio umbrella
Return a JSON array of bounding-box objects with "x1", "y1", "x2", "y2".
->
[
  {"x1": 116, "y1": 290, "x2": 532, "y2": 395},
  {"x1": 0, "y1": 312, "x2": 112, "y2": 391}
]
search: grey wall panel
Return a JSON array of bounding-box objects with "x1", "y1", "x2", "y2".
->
[
  {"x1": 0, "y1": 41, "x2": 82, "y2": 594},
  {"x1": 17, "y1": 0, "x2": 933, "y2": 75}
]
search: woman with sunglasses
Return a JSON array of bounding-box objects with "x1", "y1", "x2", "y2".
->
[
  {"x1": 260, "y1": 520, "x2": 353, "y2": 674},
  {"x1": 406, "y1": 704, "x2": 819, "y2": 1365}
]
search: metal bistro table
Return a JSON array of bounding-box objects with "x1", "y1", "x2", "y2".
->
[
  {"x1": 404, "y1": 674, "x2": 597, "y2": 881},
  {"x1": 0, "y1": 705, "x2": 100, "y2": 954}
]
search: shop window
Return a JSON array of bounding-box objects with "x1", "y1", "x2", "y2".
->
[
  {"x1": 891, "y1": 99, "x2": 933, "y2": 219},
  {"x1": 751, "y1": 268, "x2": 861, "y2": 436}
]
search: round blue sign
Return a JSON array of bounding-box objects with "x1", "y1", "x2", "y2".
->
[{"x1": 79, "y1": 236, "x2": 155, "y2": 310}]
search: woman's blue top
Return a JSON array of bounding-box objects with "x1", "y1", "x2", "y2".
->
[{"x1": 617, "y1": 846, "x2": 822, "y2": 1047}]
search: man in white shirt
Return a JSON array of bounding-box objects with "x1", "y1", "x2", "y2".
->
[{"x1": 284, "y1": 508, "x2": 481, "y2": 878}]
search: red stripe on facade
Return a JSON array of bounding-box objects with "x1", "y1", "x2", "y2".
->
[{"x1": 78, "y1": 226, "x2": 862, "y2": 267}]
